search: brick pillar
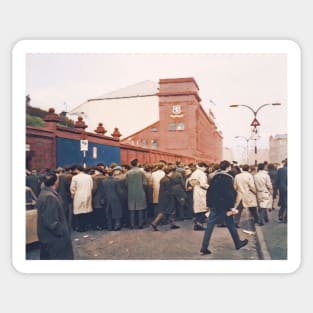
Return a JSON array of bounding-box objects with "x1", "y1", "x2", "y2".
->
[
  {"x1": 44, "y1": 108, "x2": 60, "y2": 131},
  {"x1": 111, "y1": 127, "x2": 122, "y2": 140},
  {"x1": 43, "y1": 108, "x2": 60, "y2": 169},
  {"x1": 74, "y1": 116, "x2": 88, "y2": 130},
  {"x1": 94, "y1": 122, "x2": 107, "y2": 135}
]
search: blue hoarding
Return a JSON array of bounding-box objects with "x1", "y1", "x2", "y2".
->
[{"x1": 56, "y1": 137, "x2": 120, "y2": 167}]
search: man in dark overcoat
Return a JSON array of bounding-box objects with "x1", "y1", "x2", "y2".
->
[
  {"x1": 56, "y1": 167, "x2": 72, "y2": 227},
  {"x1": 100, "y1": 168, "x2": 123, "y2": 231},
  {"x1": 91, "y1": 166, "x2": 107, "y2": 230},
  {"x1": 150, "y1": 166, "x2": 180, "y2": 231},
  {"x1": 36, "y1": 172, "x2": 74, "y2": 260},
  {"x1": 200, "y1": 160, "x2": 248, "y2": 255},
  {"x1": 276, "y1": 159, "x2": 288, "y2": 223},
  {"x1": 171, "y1": 170, "x2": 187, "y2": 220}
]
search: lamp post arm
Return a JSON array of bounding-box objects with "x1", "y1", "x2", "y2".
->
[
  {"x1": 255, "y1": 103, "x2": 271, "y2": 115},
  {"x1": 236, "y1": 104, "x2": 257, "y2": 117}
]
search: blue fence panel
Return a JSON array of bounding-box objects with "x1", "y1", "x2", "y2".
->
[{"x1": 56, "y1": 137, "x2": 120, "y2": 167}]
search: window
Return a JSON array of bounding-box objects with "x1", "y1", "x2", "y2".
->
[
  {"x1": 151, "y1": 128, "x2": 158, "y2": 132},
  {"x1": 176, "y1": 122, "x2": 185, "y2": 131},
  {"x1": 168, "y1": 122, "x2": 185, "y2": 131},
  {"x1": 141, "y1": 139, "x2": 147, "y2": 148},
  {"x1": 168, "y1": 122, "x2": 176, "y2": 131},
  {"x1": 151, "y1": 139, "x2": 158, "y2": 149}
]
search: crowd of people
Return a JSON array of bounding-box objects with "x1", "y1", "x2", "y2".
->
[{"x1": 26, "y1": 157, "x2": 288, "y2": 259}]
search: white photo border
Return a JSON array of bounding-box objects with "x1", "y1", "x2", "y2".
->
[{"x1": 12, "y1": 40, "x2": 301, "y2": 274}]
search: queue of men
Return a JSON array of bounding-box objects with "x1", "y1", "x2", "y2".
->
[{"x1": 26, "y1": 157, "x2": 288, "y2": 259}]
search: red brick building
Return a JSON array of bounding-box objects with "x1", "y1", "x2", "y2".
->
[
  {"x1": 121, "y1": 78, "x2": 223, "y2": 163},
  {"x1": 27, "y1": 77, "x2": 223, "y2": 170}
]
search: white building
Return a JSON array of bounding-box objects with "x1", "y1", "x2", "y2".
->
[
  {"x1": 269, "y1": 134, "x2": 288, "y2": 163},
  {"x1": 69, "y1": 80, "x2": 160, "y2": 138},
  {"x1": 247, "y1": 148, "x2": 269, "y2": 165},
  {"x1": 223, "y1": 147, "x2": 234, "y2": 162}
]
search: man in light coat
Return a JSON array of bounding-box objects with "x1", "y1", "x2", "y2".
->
[
  {"x1": 253, "y1": 163, "x2": 273, "y2": 226},
  {"x1": 233, "y1": 164, "x2": 258, "y2": 227},
  {"x1": 189, "y1": 162, "x2": 209, "y2": 231},
  {"x1": 151, "y1": 163, "x2": 165, "y2": 216},
  {"x1": 70, "y1": 164, "x2": 93, "y2": 232}
]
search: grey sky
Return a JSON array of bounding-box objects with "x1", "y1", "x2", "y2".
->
[{"x1": 26, "y1": 53, "x2": 287, "y2": 156}]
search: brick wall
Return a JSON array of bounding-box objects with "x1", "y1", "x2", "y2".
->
[{"x1": 120, "y1": 143, "x2": 197, "y2": 165}]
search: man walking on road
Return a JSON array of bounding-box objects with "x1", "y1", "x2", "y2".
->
[
  {"x1": 200, "y1": 160, "x2": 248, "y2": 255},
  {"x1": 254, "y1": 163, "x2": 273, "y2": 226},
  {"x1": 233, "y1": 164, "x2": 259, "y2": 227}
]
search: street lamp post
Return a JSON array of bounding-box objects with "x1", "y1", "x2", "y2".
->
[
  {"x1": 230, "y1": 103, "x2": 281, "y2": 165},
  {"x1": 235, "y1": 136, "x2": 250, "y2": 164}
]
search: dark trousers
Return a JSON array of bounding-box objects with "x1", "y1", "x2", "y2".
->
[
  {"x1": 194, "y1": 212, "x2": 206, "y2": 225},
  {"x1": 248, "y1": 206, "x2": 259, "y2": 223},
  {"x1": 105, "y1": 207, "x2": 122, "y2": 230},
  {"x1": 184, "y1": 193, "x2": 194, "y2": 219},
  {"x1": 201, "y1": 207, "x2": 241, "y2": 250},
  {"x1": 258, "y1": 207, "x2": 268, "y2": 225},
  {"x1": 72, "y1": 212, "x2": 92, "y2": 231},
  {"x1": 129, "y1": 210, "x2": 144, "y2": 228},
  {"x1": 92, "y1": 207, "x2": 106, "y2": 229},
  {"x1": 234, "y1": 201, "x2": 244, "y2": 226},
  {"x1": 278, "y1": 190, "x2": 287, "y2": 222},
  {"x1": 151, "y1": 212, "x2": 176, "y2": 227},
  {"x1": 247, "y1": 206, "x2": 259, "y2": 230},
  {"x1": 175, "y1": 199, "x2": 185, "y2": 220}
]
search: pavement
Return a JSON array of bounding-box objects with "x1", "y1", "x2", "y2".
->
[
  {"x1": 255, "y1": 208, "x2": 287, "y2": 260},
  {"x1": 26, "y1": 208, "x2": 287, "y2": 261}
]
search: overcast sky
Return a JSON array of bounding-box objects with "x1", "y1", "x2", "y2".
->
[{"x1": 26, "y1": 53, "x2": 287, "y2": 157}]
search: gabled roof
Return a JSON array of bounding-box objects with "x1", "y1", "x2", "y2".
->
[
  {"x1": 88, "y1": 80, "x2": 159, "y2": 101},
  {"x1": 121, "y1": 121, "x2": 160, "y2": 142}
]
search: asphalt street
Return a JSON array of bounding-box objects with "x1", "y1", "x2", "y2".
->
[{"x1": 26, "y1": 207, "x2": 287, "y2": 261}]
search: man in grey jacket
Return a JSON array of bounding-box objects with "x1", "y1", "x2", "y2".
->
[{"x1": 125, "y1": 159, "x2": 148, "y2": 229}]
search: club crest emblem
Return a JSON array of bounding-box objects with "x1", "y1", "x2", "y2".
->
[{"x1": 172, "y1": 105, "x2": 181, "y2": 115}]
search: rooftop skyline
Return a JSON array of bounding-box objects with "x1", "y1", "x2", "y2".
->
[{"x1": 26, "y1": 52, "x2": 288, "y2": 159}]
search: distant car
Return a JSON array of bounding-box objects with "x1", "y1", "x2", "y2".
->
[{"x1": 26, "y1": 187, "x2": 38, "y2": 244}]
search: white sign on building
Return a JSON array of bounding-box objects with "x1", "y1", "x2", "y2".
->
[{"x1": 80, "y1": 140, "x2": 88, "y2": 151}]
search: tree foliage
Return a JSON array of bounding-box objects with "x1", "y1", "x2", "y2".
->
[
  {"x1": 26, "y1": 114, "x2": 45, "y2": 127},
  {"x1": 26, "y1": 105, "x2": 75, "y2": 128}
]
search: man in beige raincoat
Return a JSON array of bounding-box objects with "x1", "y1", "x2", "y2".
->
[
  {"x1": 70, "y1": 164, "x2": 93, "y2": 232},
  {"x1": 189, "y1": 162, "x2": 209, "y2": 230}
]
